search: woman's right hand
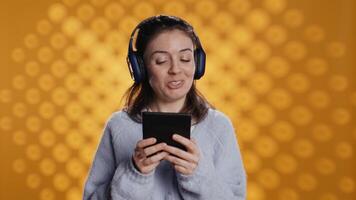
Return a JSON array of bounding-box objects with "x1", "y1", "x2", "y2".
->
[{"x1": 132, "y1": 138, "x2": 168, "y2": 174}]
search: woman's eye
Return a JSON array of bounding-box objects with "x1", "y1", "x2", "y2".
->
[
  {"x1": 181, "y1": 59, "x2": 191, "y2": 63},
  {"x1": 156, "y1": 60, "x2": 166, "y2": 65}
]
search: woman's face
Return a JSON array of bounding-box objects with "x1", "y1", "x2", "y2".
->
[{"x1": 144, "y1": 29, "x2": 195, "y2": 103}]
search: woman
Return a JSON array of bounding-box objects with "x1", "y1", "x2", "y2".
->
[{"x1": 83, "y1": 15, "x2": 246, "y2": 200}]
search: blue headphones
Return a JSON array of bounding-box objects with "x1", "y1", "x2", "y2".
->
[{"x1": 126, "y1": 15, "x2": 206, "y2": 83}]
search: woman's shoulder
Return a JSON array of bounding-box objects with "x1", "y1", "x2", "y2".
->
[
  {"x1": 206, "y1": 108, "x2": 233, "y2": 126},
  {"x1": 105, "y1": 109, "x2": 136, "y2": 127}
]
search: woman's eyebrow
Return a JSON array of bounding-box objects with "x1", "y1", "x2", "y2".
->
[{"x1": 149, "y1": 48, "x2": 193, "y2": 58}]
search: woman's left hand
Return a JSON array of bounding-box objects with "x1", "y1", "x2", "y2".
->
[{"x1": 164, "y1": 134, "x2": 200, "y2": 175}]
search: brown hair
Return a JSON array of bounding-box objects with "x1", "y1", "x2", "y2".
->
[{"x1": 124, "y1": 15, "x2": 213, "y2": 123}]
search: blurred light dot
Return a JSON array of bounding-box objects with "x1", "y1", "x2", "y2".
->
[
  {"x1": 275, "y1": 153, "x2": 297, "y2": 174},
  {"x1": 66, "y1": 158, "x2": 85, "y2": 178},
  {"x1": 76, "y1": 30, "x2": 97, "y2": 49},
  {"x1": 40, "y1": 188, "x2": 55, "y2": 200},
  {"x1": 13, "y1": 158, "x2": 26, "y2": 173},
  {"x1": 293, "y1": 139, "x2": 314, "y2": 158},
  {"x1": 52, "y1": 115, "x2": 70, "y2": 134},
  {"x1": 243, "y1": 150, "x2": 261, "y2": 173},
  {"x1": 11, "y1": 48, "x2": 25, "y2": 63},
  {"x1": 247, "y1": 40, "x2": 271, "y2": 63},
  {"x1": 163, "y1": 1, "x2": 186, "y2": 16},
  {"x1": 66, "y1": 130, "x2": 85, "y2": 149},
  {"x1": 13, "y1": 130, "x2": 26, "y2": 146},
  {"x1": 284, "y1": 41, "x2": 307, "y2": 61},
  {"x1": 78, "y1": 88, "x2": 98, "y2": 107},
  {"x1": 228, "y1": 0, "x2": 251, "y2": 16},
  {"x1": 66, "y1": 187, "x2": 82, "y2": 200},
  {"x1": 51, "y1": 60, "x2": 69, "y2": 78},
  {"x1": 268, "y1": 88, "x2": 292, "y2": 110},
  {"x1": 13, "y1": 102, "x2": 27, "y2": 118},
  {"x1": 48, "y1": 4, "x2": 67, "y2": 22},
  {"x1": 278, "y1": 188, "x2": 298, "y2": 200},
  {"x1": 245, "y1": 9, "x2": 270, "y2": 32},
  {"x1": 328, "y1": 75, "x2": 348, "y2": 92},
  {"x1": 53, "y1": 143, "x2": 71, "y2": 163},
  {"x1": 230, "y1": 26, "x2": 254, "y2": 48},
  {"x1": 284, "y1": 9, "x2": 304, "y2": 28},
  {"x1": 326, "y1": 42, "x2": 346, "y2": 58},
  {"x1": 315, "y1": 157, "x2": 336, "y2": 175},
  {"x1": 338, "y1": 177, "x2": 354, "y2": 193},
  {"x1": 25, "y1": 61, "x2": 40, "y2": 77},
  {"x1": 289, "y1": 105, "x2": 313, "y2": 125},
  {"x1": 39, "y1": 129, "x2": 56, "y2": 147},
  {"x1": 39, "y1": 101, "x2": 56, "y2": 119},
  {"x1": 265, "y1": 25, "x2": 287, "y2": 46},
  {"x1": 335, "y1": 141, "x2": 353, "y2": 159},
  {"x1": 39, "y1": 158, "x2": 56, "y2": 176},
  {"x1": 308, "y1": 90, "x2": 330, "y2": 109},
  {"x1": 79, "y1": 144, "x2": 95, "y2": 164},
  {"x1": 118, "y1": 16, "x2": 138, "y2": 36},
  {"x1": 26, "y1": 115, "x2": 42, "y2": 132},
  {"x1": 77, "y1": 4, "x2": 95, "y2": 21},
  {"x1": 248, "y1": 72, "x2": 272, "y2": 94},
  {"x1": 235, "y1": 88, "x2": 257, "y2": 110},
  {"x1": 12, "y1": 75, "x2": 27, "y2": 90},
  {"x1": 104, "y1": 3, "x2": 124, "y2": 21},
  {"x1": 254, "y1": 135, "x2": 278, "y2": 158},
  {"x1": 212, "y1": 13, "x2": 235, "y2": 34},
  {"x1": 332, "y1": 108, "x2": 351, "y2": 125},
  {"x1": 304, "y1": 25, "x2": 325, "y2": 42},
  {"x1": 63, "y1": 0, "x2": 80, "y2": 7},
  {"x1": 91, "y1": 17, "x2": 111, "y2": 36},
  {"x1": 52, "y1": 87, "x2": 70, "y2": 106},
  {"x1": 237, "y1": 119, "x2": 258, "y2": 142},
  {"x1": 297, "y1": 173, "x2": 317, "y2": 191},
  {"x1": 62, "y1": 17, "x2": 82, "y2": 36},
  {"x1": 306, "y1": 57, "x2": 328, "y2": 76},
  {"x1": 26, "y1": 144, "x2": 42, "y2": 161},
  {"x1": 50, "y1": 32, "x2": 68, "y2": 50},
  {"x1": 133, "y1": 1, "x2": 155, "y2": 19},
  {"x1": 53, "y1": 173, "x2": 71, "y2": 191},
  {"x1": 24, "y1": 34, "x2": 39, "y2": 49},
  {"x1": 312, "y1": 124, "x2": 333, "y2": 142},
  {"x1": 65, "y1": 73, "x2": 84, "y2": 92},
  {"x1": 270, "y1": 121, "x2": 295, "y2": 142},
  {"x1": 252, "y1": 104, "x2": 275, "y2": 126},
  {"x1": 90, "y1": 0, "x2": 108, "y2": 6},
  {"x1": 26, "y1": 173, "x2": 41, "y2": 189},
  {"x1": 263, "y1": 0, "x2": 286, "y2": 14},
  {"x1": 247, "y1": 181, "x2": 265, "y2": 200},
  {"x1": 266, "y1": 56, "x2": 290, "y2": 78},
  {"x1": 257, "y1": 168, "x2": 280, "y2": 189},
  {"x1": 195, "y1": 0, "x2": 217, "y2": 18},
  {"x1": 233, "y1": 56, "x2": 255, "y2": 78},
  {"x1": 37, "y1": 19, "x2": 52, "y2": 35},
  {"x1": 25, "y1": 88, "x2": 41, "y2": 104},
  {"x1": 64, "y1": 46, "x2": 83, "y2": 64},
  {"x1": 37, "y1": 47, "x2": 54, "y2": 63}
]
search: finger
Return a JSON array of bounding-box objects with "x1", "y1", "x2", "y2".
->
[
  {"x1": 137, "y1": 138, "x2": 157, "y2": 148},
  {"x1": 144, "y1": 142, "x2": 167, "y2": 156},
  {"x1": 143, "y1": 151, "x2": 168, "y2": 166},
  {"x1": 165, "y1": 155, "x2": 195, "y2": 169},
  {"x1": 164, "y1": 145, "x2": 198, "y2": 163},
  {"x1": 174, "y1": 165, "x2": 189, "y2": 175},
  {"x1": 172, "y1": 134, "x2": 198, "y2": 153}
]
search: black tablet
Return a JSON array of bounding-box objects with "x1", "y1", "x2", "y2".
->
[{"x1": 142, "y1": 112, "x2": 191, "y2": 151}]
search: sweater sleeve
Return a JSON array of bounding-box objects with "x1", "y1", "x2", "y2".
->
[
  {"x1": 83, "y1": 116, "x2": 155, "y2": 200},
  {"x1": 176, "y1": 116, "x2": 247, "y2": 200}
]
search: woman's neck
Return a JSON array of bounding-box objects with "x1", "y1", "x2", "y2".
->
[{"x1": 149, "y1": 97, "x2": 186, "y2": 113}]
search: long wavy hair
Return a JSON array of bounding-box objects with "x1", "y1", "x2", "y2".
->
[{"x1": 123, "y1": 15, "x2": 213, "y2": 123}]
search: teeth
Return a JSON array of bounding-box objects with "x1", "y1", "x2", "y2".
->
[{"x1": 171, "y1": 81, "x2": 181, "y2": 85}]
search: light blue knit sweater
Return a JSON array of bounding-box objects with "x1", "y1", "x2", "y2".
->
[{"x1": 83, "y1": 108, "x2": 246, "y2": 200}]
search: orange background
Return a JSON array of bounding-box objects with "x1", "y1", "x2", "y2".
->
[{"x1": 1, "y1": 0, "x2": 355, "y2": 199}]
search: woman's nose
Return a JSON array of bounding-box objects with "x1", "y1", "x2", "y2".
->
[{"x1": 168, "y1": 59, "x2": 181, "y2": 74}]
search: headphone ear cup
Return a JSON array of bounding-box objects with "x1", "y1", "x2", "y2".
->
[
  {"x1": 194, "y1": 48, "x2": 206, "y2": 79},
  {"x1": 128, "y1": 52, "x2": 144, "y2": 83}
]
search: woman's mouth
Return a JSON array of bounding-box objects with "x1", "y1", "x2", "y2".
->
[{"x1": 167, "y1": 80, "x2": 184, "y2": 89}]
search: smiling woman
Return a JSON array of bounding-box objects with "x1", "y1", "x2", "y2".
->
[{"x1": 83, "y1": 15, "x2": 246, "y2": 200}]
